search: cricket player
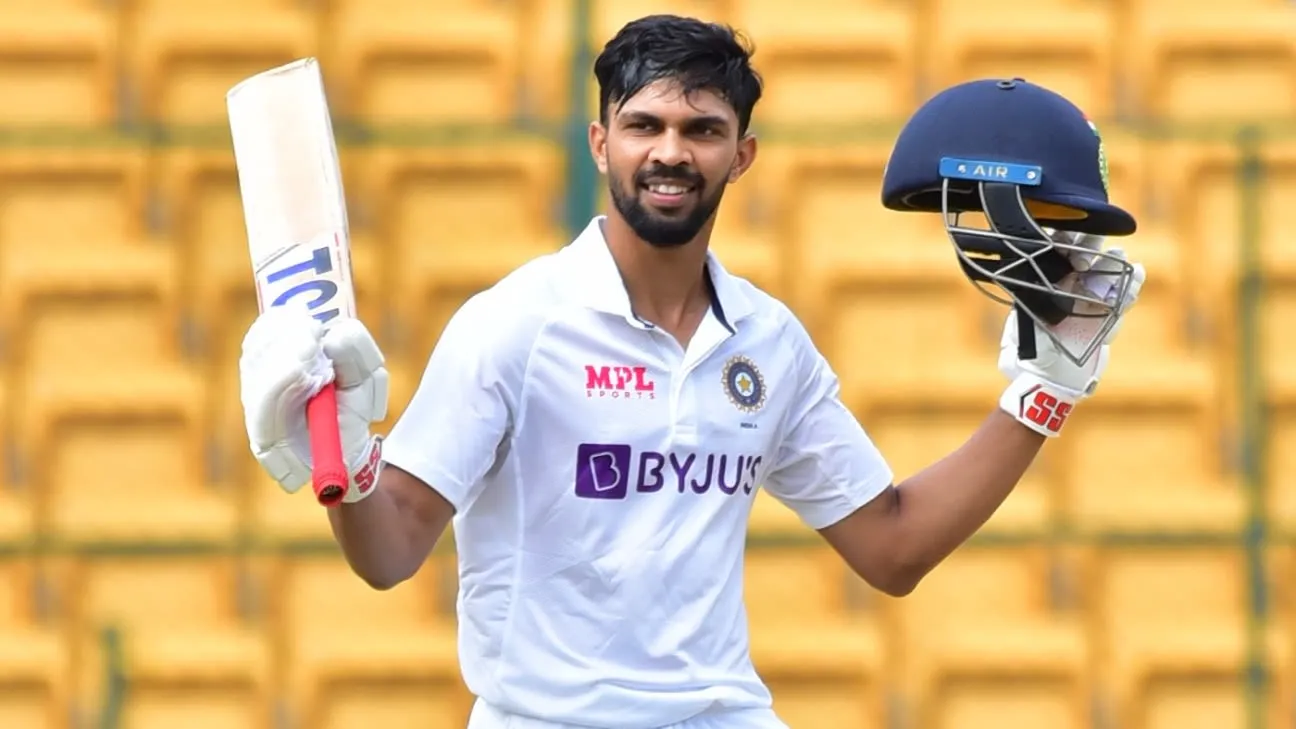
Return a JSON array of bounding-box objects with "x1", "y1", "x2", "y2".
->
[{"x1": 238, "y1": 15, "x2": 1145, "y2": 729}]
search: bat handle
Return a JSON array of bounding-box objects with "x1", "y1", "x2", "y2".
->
[{"x1": 306, "y1": 382, "x2": 349, "y2": 506}]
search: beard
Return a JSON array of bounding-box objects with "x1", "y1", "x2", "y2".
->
[{"x1": 608, "y1": 163, "x2": 727, "y2": 248}]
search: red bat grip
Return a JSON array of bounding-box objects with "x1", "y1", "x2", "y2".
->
[{"x1": 306, "y1": 381, "x2": 349, "y2": 506}]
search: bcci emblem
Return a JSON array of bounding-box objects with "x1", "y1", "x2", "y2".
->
[
  {"x1": 1087, "y1": 118, "x2": 1109, "y2": 194},
  {"x1": 722, "y1": 355, "x2": 766, "y2": 414}
]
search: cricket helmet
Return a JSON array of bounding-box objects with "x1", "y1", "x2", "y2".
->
[{"x1": 880, "y1": 77, "x2": 1137, "y2": 366}]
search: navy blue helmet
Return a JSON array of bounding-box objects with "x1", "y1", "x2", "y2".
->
[{"x1": 881, "y1": 77, "x2": 1137, "y2": 366}]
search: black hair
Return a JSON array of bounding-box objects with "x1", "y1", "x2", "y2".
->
[{"x1": 594, "y1": 14, "x2": 763, "y2": 136}]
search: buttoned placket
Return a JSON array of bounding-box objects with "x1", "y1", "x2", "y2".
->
[{"x1": 632, "y1": 307, "x2": 734, "y2": 447}]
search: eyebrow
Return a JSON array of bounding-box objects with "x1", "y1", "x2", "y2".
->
[{"x1": 619, "y1": 111, "x2": 731, "y2": 130}]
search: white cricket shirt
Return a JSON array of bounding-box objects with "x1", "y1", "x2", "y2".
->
[{"x1": 382, "y1": 216, "x2": 894, "y2": 728}]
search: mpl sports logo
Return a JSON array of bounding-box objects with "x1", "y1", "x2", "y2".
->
[
  {"x1": 574, "y1": 443, "x2": 761, "y2": 500},
  {"x1": 585, "y1": 365, "x2": 656, "y2": 400}
]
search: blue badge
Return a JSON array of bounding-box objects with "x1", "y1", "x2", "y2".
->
[
  {"x1": 939, "y1": 157, "x2": 1042, "y2": 186},
  {"x1": 722, "y1": 355, "x2": 766, "y2": 414}
]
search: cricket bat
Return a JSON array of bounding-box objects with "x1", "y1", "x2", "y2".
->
[{"x1": 226, "y1": 57, "x2": 356, "y2": 507}]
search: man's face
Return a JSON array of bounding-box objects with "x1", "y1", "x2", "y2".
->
[{"x1": 590, "y1": 79, "x2": 756, "y2": 248}]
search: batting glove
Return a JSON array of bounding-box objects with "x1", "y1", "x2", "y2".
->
[
  {"x1": 239, "y1": 304, "x2": 389, "y2": 503},
  {"x1": 998, "y1": 232, "x2": 1146, "y2": 437}
]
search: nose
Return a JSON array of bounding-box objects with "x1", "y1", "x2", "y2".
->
[{"x1": 648, "y1": 128, "x2": 692, "y2": 168}]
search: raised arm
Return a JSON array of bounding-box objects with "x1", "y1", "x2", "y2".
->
[
  {"x1": 240, "y1": 288, "x2": 532, "y2": 590},
  {"x1": 764, "y1": 246, "x2": 1145, "y2": 596}
]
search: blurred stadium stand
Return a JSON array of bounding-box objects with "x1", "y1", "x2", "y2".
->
[{"x1": 0, "y1": 0, "x2": 1292, "y2": 727}]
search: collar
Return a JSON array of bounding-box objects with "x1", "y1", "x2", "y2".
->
[{"x1": 564, "y1": 216, "x2": 755, "y2": 332}]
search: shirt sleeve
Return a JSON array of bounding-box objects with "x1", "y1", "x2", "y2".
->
[
  {"x1": 381, "y1": 291, "x2": 535, "y2": 513},
  {"x1": 762, "y1": 315, "x2": 895, "y2": 531}
]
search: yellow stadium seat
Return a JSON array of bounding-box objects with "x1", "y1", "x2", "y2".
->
[
  {"x1": 329, "y1": 0, "x2": 521, "y2": 124},
  {"x1": 1087, "y1": 546, "x2": 1285, "y2": 729},
  {"x1": 709, "y1": 168, "x2": 787, "y2": 298},
  {"x1": 749, "y1": 488, "x2": 807, "y2": 535},
  {"x1": 0, "y1": 383, "x2": 33, "y2": 545},
  {"x1": 1098, "y1": 127, "x2": 1186, "y2": 298},
  {"x1": 1263, "y1": 409, "x2": 1296, "y2": 532},
  {"x1": 755, "y1": 625, "x2": 888, "y2": 729},
  {"x1": 0, "y1": 146, "x2": 176, "y2": 419},
  {"x1": 1081, "y1": 182, "x2": 1218, "y2": 409},
  {"x1": 1094, "y1": 235, "x2": 1204, "y2": 397},
  {"x1": 757, "y1": 143, "x2": 965, "y2": 324},
  {"x1": 1267, "y1": 547, "x2": 1296, "y2": 726},
  {"x1": 0, "y1": 244, "x2": 182, "y2": 381},
  {"x1": 926, "y1": 0, "x2": 1114, "y2": 120},
  {"x1": 1215, "y1": 144, "x2": 1296, "y2": 413},
  {"x1": 358, "y1": 141, "x2": 566, "y2": 357},
  {"x1": 818, "y1": 285, "x2": 1009, "y2": 412},
  {"x1": 1153, "y1": 140, "x2": 1245, "y2": 296},
  {"x1": 1127, "y1": 0, "x2": 1296, "y2": 120},
  {"x1": 374, "y1": 355, "x2": 420, "y2": 435},
  {"x1": 64, "y1": 554, "x2": 273, "y2": 729},
  {"x1": 1149, "y1": 139, "x2": 1281, "y2": 433},
  {"x1": 1261, "y1": 285, "x2": 1296, "y2": 409},
  {"x1": 744, "y1": 544, "x2": 871, "y2": 623},
  {"x1": 0, "y1": 629, "x2": 70, "y2": 729},
  {"x1": 1059, "y1": 403, "x2": 1243, "y2": 532},
  {"x1": 1145, "y1": 140, "x2": 1245, "y2": 377},
  {"x1": 734, "y1": 0, "x2": 917, "y2": 124},
  {"x1": 0, "y1": 247, "x2": 189, "y2": 515},
  {"x1": 0, "y1": 1, "x2": 117, "y2": 125},
  {"x1": 0, "y1": 558, "x2": 70, "y2": 729},
  {"x1": 360, "y1": 141, "x2": 565, "y2": 251},
  {"x1": 899, "y1": 546, "x2": 1090, "y2": 729},
  {"x1": 270, "y1": 553, "x2": 469, "y2": 729},
  {"x1": 744, "y1": 545, "x2": 888, "y2": 728},
  {"x1": 1246, "y1": 142, "x2": 1296, "y2": 279},
  {"x1": 19, "y1": 365, "x2": 235, "y2": 543},
  {"x1": 128, "y1": 0, "x2": 318, "y2": 124},
  {"x1": 0, "y1": 147, "x2": 148, "y2": 250},
  {"x1": 521, "y1": 0, "x2": 578, "y2": 120},
  {"x1": 1159, "y1": 137, "x2": 1296, "y2": 287},
  {"x1": 247, "y1": 471, "x2": 335, "y2": 548},
  {"x1": 380, "y1": 0, "x2": 561, "y2": 121},
  {"x1": 1091, "y1": 128, "x2": 1199, "y2": 369}
]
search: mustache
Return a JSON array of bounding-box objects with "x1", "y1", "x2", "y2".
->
[{"x1": 634, "y1": 164, "x2": 704, "y2": 188}]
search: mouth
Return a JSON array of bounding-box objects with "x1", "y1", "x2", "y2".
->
[{"x1": 639, "y1": 179, "x2": 698, "y2": 208}]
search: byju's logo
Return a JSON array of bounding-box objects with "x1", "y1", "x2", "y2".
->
[
  {"x1": 585, "y1": 365, "x2": 656, "y2": 400},
  {"x1": 574, "y1": 443, "x2": 762, "y2": 500}
]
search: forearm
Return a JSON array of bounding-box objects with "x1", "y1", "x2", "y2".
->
[
  {"x1": 889, "y1": 409, "x2": 1044, "y2": 577},
  {"x1": 327, "y1": 475, "x2": 436, "y2": 589}
]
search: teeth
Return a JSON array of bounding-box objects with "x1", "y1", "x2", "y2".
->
[{"x1": 649, "y1": 184, "x2": 688, "y2": 195}]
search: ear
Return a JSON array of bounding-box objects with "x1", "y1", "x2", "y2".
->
[
  {"x1": 589, "y1": 121, "x2": 609, "y2": 175},
  {"x1": 728, "y1": 133, "x2": 758, "y2": 183}
]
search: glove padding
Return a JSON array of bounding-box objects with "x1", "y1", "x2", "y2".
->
[
  {"x1": 240, "y1": 304, "x2": 389, "y2": 503},
  {"x1": 998, "y1": 232, "x2": 1146, "y2": 437}
]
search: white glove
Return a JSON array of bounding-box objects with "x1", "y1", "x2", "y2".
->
[
  {"x1": 239, "y1": 304, "x2": 389, "y2": 503},
  {"x1": 998, "y1": 231, "x2": 1146, "y2": 437}
]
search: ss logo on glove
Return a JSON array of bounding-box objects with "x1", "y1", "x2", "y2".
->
[{"x1": 1020, "y1": 387, "x2": 1073, "y2": 435}]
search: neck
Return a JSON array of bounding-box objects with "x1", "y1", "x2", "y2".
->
[{"x1": 600, "y1": 214, "x2": 714, "y2": 330}]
